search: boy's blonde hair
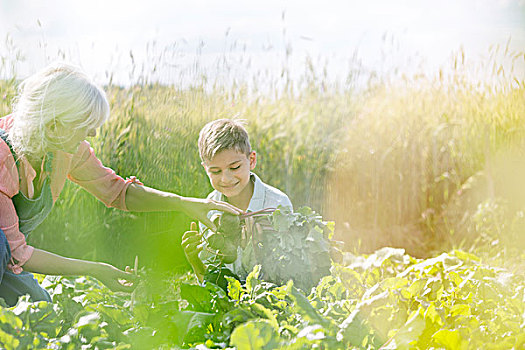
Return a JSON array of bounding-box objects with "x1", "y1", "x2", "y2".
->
[
  {"x1": 198, "y1": 118, "x2": 251, "y2": 161},
  {"x1": 9, "y1": 62, "x2": 109, "y2": 157}
]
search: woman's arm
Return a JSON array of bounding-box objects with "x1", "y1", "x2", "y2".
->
[
  {"x1": 23, "y1": 248, "x2": 137, "y2": 292},
  {"x1": 67, "y1": 142, "x2": 243, "y2": 231},
  {"x1": 124, "y1": 183, "x2": 243, "y2": 230}
]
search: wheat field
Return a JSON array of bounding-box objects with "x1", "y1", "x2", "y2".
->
[{"x1": 1, "y1": 43, "x2": 524, "y2": 275}]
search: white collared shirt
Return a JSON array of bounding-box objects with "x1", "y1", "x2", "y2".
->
[{"x1": 199, "y1": 172, "x2": 293, "y2": 278}]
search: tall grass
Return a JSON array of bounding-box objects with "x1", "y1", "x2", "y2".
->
[
  {"x1": 327, "y1": 76, "x2": 525, "y2": 257},
  {"x1": 1, "y1": 40, "x2": 524, "y2": 273}
]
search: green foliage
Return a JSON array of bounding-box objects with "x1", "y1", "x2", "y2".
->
[
  {"x1": 218, "y1": 213, "x2": 242, "y2": 243},
  {"x1": 204, "y1": 206, "x2": 338, "y2": 291},
  {"x1": 1, "y1": 38, "x2": 524, "y2": 349},
  {"x1": 0, "y1": 247, "x2": 522, "y2": 349},
  {"x1": 203, "y1": 264, "x2": 240, "y2": 292},
  {"x1": 0, "y1": 43, "x2": 523, "y2": 267},
  {"x1": 248, "y1": 206, "x2": 336, "y2": 292}
]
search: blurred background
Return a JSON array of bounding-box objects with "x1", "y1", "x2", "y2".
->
[
  {"x1": 2, "y1": 0, "x2": 524, "y2": 86},
  {"x1": 0, "y1": 0, "x2": 524, "y2": 273}
]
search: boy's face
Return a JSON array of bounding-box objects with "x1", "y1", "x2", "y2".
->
[{"x1": 202, "y1": 149, "x2": 256, "y2": 198}]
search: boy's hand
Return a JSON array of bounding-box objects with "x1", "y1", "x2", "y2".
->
[
  {"x1": 182, "y1": 222, "x2": 204, "y2": 264},
  {"x1": 180, "y1": 197, "x2": 243, "y2": 231},
  {"x1": 182, "y1": 222, "x2": 206, "y2": 278}
]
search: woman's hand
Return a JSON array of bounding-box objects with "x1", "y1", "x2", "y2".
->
[
  {"x1": 25, "y1": 249, "x2": 138, "y2": 293},
  {"x1": 92, "y1": 262, "x2": 138, "y2": 293},
  {"x1": 180, "y1": 197, "x2": 243, "y2": 231}
]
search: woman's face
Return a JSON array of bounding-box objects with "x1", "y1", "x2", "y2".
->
[{"x1": 49, "y1": 123, "x2": 98, "y2": 154}]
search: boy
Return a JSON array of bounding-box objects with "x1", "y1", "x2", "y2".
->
[{"x1": 182, "y1": 118, "x2": 292, "y2": 281}]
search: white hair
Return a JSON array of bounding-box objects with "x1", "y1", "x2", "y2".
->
[{"x1": 9, "y1": 62, "x2": 109, "y2": 157}]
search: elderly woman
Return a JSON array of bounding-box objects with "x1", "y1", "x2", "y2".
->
[{"x1": 0, "y1": 63, "x2": 242, "y2": 306}]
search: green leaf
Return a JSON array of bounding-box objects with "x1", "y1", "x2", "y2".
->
[
  {"x1": 74, "y1": 311, "x2": 103, "y2": 342},
  {"x1": 381, "y1": 277, "x2": 409, "y2": 290},
  {"x1": 401, "y1": 278, "x2": 426, "y2": 299},
  {"x1": 288, "y1": 283, "x2": 328, "y2": 326},
  {"x1": 296, "y1": 206, "x2": 314, "y2": 217},
  {"x1": 131, "y1": 304, "x2": 150, "y2": 325},
  {"x1": 241, "y1": 240, "x2": 257, "y2": 273},
  {"x1": 433, "y1": 329, "x2": 468, "y2": 350},
  {"x1": 227, "y1": 276, "x2": 243, "y2": 302},
  {"x1": 250, "y1": 303, "x2": 279, "y2": 330},
  {"x1": 452, "y1": 250, "x2": 481, "y2": 262},
  {"x1": 0, "y1": 328, "x2": 20, "y2": 348},
  {"x1": 339, "y1": 308, "x2": 370, "y2": 347},
  {"x1": 442, "y1": 255, "x2": 463, "y2": 272},
  {"x1": 384, "y1": 312, "x2": 426, "y2": 350},
  {"x1": 371, "y1": 247, "x2": 406, "y2": 267},
  {"x1": 75, "y1": 312, "x2": 101, "y2": 328},
  {"x1": 180, "y1": 283, "x2": 214, "y2": 312},
  {"x1": 246, "y1": 265, "x2": 262, "y2": 294},
  {"x1": 306, "y1": 227, "x2": 329, "y2": 253},
  {"x1": 171, "y1": 310, "x2": 215, "y2": 344},
  {"x1": 449, "y1": 304, "x2": 471, "y2": 318},
  {"x1": 87, "y1": 304, "x2": 131, "y2": 327},
  {"x1": 272, "y1": 208, "x2": 294, "y2": 232},
  {"x1": 230, "y1": 319, "x2": 281, "y2": 349},
  {"x1": 203, "y1": 264, "x2": 240, "y2": 292},
  {"x1": 223, "y1": 308, "x2": 258, "y2": 326},
  {"x1": 324, "y1": 221, "x2": 335, "y2": 239},
  {"x1": 424, "y1": 303, "x2": 443, "y2": 326},
  {"x1": 448, "y1": 271, "x2": 462, "y2": 286}
]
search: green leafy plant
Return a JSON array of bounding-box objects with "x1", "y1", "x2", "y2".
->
[
  {"x1": 246, "y1": 206, "x2": 338, "y2": 292},
  {"x1": 0, "y1": 247, "x2": 523, "y2": 349},
  {"x1": 204, "y1": 206, "x2": 340, "y2": 292}
]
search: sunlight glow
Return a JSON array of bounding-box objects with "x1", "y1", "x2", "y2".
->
[{"x1": 0, "y1": 0, "x2": 523, "y2": 85}]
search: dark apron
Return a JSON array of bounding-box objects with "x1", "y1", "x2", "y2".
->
[{"x1": 0, "y1": 129, "x2": 52, "y2": 306}]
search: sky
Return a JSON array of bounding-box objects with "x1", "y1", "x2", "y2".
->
[{"x1": 0, "y1": 0, "x2": 524, "y2": 87}]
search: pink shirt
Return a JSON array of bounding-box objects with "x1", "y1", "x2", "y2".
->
[{"x1": 0, "y1": 115, "x2": 139, "y2": 273}]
